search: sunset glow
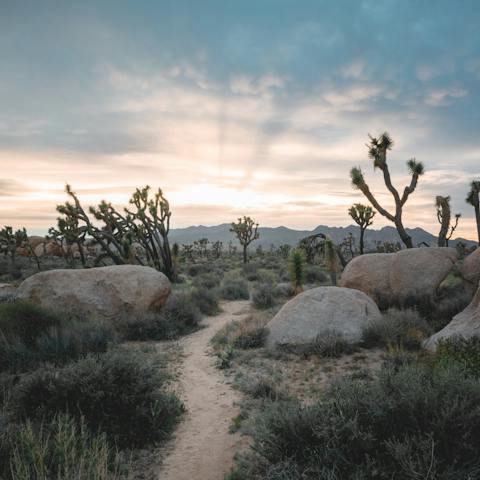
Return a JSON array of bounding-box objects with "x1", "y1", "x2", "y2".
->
[{"x1": 1, "y1": 1, "x2": 479, "y2": 239}]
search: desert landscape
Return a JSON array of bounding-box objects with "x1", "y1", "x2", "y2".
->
[{"x1": 1, "y1": 2, "x2": 480, "y2": 479}]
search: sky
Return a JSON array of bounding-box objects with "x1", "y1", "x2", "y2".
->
[{"x1": 1, "y1": 0, "x2": 480, "y2": 238}]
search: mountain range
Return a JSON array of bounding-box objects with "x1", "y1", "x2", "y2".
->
[{"x1": 170, "y1": 224, "x2": 477, "y2": 249}]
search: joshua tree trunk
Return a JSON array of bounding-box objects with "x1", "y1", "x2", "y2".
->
[
  {"x1": 243, "y1": 245, "x2": 247, "y2": 264},
  {"x1": 359, "y1": 228, "x2": 365, "y2": 254},
  {"x1": 395, "y1": 219, "x2": 413, "y2": 248}
]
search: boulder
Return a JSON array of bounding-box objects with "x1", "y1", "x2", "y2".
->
[
  {"x1": 424, "y1": 286, "x2": 480, "y2": 350},
  {"x1": 340, "y1": 247, "x2": 458, "y2": 301},
  {"x1": 265, "y1": 286, "x2": 381, "y2": 349},
  {"x1": 17, "y1": 265, "x2": 171, "y2": 319},
  {"x1": 461, "y1": 248, "x2": 480, "y2": 296},
  {"x1": 28, "y1": 236, "x2": 46, "y2": 250},
  {"x1": 34, "y1": 242, "x2": 64, "y2": 257}
]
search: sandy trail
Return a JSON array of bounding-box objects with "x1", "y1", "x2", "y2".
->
[{"x1": 158, "y1": 300, "x2": 250, "y2": 480}]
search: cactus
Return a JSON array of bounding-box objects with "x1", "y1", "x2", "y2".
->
[
  {"x1": 350, "y1": 133, "x2": 425, "y2": 248},
  {"x1": 348, "y1": 203, "x2": 375, "y2": 254},
  {"x1": 230, "y1": 216, "x2": 260, "y2": 264},
  {"x1": 289, "y1": 248, "x2": 306, "y2": 294},
  {"x1": 466, "y1": 181, "x2": 480, "y2": 245}
]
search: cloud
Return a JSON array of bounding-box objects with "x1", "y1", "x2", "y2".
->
[{"x1": 424, "y1": 87, "x2": 468, "y2": 106}]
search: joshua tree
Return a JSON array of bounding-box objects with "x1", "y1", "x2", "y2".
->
[
  {"x1": 466, "y1": 181, "x2": 480, "y2": 245},
  {"x1": 289, "y1": 248, "x2": 306, "y2": 294},
  {"x1": 230, "y1": 216, "x2": 260, "y2": 264},
  {"x1": 0, "y1": 227, "x2": 26, "y2": 263},
  {"x1": 436, "y1": 196, "x2": 461, "y2": 247},
  {"x1": 56, "y1": 184, "x2": 175, "y2": 280},
  {"x1": 350, "y1": 132, "x2": 425, "y2": 248},
  {"x1": 348, "y1": 203, "x2": 375, "y2": 254},
  {"x1": 211, "y1": 241, "x2": 223, "y2": 259}
]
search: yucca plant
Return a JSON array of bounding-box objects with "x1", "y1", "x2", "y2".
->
[{"x1": 289, "y1": 248, "x2": 306, "y2": 294}]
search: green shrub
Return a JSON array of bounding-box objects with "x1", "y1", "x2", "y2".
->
[
  {"x1": 437, "y1": 336, "x2": 480, "y2": 377},
  {"x1": 0, "y1": 301, "x2": 61, "y2": 346},
  {"x1": 7, "y1": 414, "x2": 125, "y2": 480},
  {"x1": 304, "y1": 265, "x2": 328, "y2": 284},
  {"x1": 0, "y1": 318, "x2": 114, "y2": 373},
  {"x1": 252, "y1": 283, "x2": 275, "y2": 310},
  {"x1": 231, "y1": 362, "x2": 480, "y2": 479},
  {"x1": 219, "y1": 273, "x2": 250, "y2": 300},
  {"x1": 117, "y1": 312, "x2": 173, "y2": 341},
  {"x1": 256, "y1": 269, "x2": 277, "y2": 285},
  {"x1": 300, "y1": 329, "x2": 354, "y2": 358},
  {"x1": 242, "y1": 262, "x2": 260, "y2": 281},
  {"x1": 192, "y1": 272, "x2": 222, "y2": 290},
  {"x1": 11, "y1": 349, "x2": 183, "y2": 448},
  {"x1": 164, "y1": 290, "x2": 201, "y2": 327},
  {"x1": 191, "y1": 287, "x2": 220, "y2": 316},
  {"x1": 232, "y1": 327, "x2": 268, "y2": 349},
  {"x1": 362, "y1": 308, "x2": 432, "y2": 350}
]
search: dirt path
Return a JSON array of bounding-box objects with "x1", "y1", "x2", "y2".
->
[{"x1": 158, "y1": 300, "x2": 250, "y2": 480}]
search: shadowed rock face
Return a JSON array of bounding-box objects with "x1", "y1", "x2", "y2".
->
[
  {"x1": 340, "y1": 247, "x2": 459, "y2": 301},
  {"x1": 17, "y1": 265, "x2": 171, "y2": 319},
  {"x1": 265, "y1": 286, "x2": 381, "y2": 349},
  {"x1": 424, "y1": 286, "x2": 480, "y2": 350},
  {"x1": 461, "y1": 248, "x2": 480, "y2": 296}
]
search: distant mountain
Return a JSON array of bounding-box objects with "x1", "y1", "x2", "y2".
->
[{"x1": 170, "y1": 223, "x2": 477, "y2": 249}]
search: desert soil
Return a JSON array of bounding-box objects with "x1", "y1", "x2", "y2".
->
[{"x1": 158, "y1": 300, "x2": 250, "y2": 480}]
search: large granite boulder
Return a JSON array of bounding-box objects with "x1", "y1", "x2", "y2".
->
[
  {"x1": 461, "y1": 248, "x2": 480, "y2": 296},
  {"x1": 265, "y1": 286, "x2": 381, "y2": 349},
  {"x1": 424, "y1": 286, "x2": 480, "y2": 350},
  {"x1": 17, "y1": 265, "x2": 171, "y2": 319},
  {"x1": 340, "y1": 247, "x2": 458, "y2": 301}
]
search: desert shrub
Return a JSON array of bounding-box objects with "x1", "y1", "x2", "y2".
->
[
  {"x1": 230, "y1": 362, "x2": 480, "y2": 479},
  {"x1": 300, "y1": 329, "x2": 354, "y2": 358},
  {"x1": 256, "y1": 269, "x2": 277, "y2": 285},
  {"x1": 374, "y1": 284, "x2": 470, "y2": 333},
  {"x1": 239, "y1": 376, "x2": 286, "y2": 401},
  {"x1": 242, "y1": 262, "x2": 260, "y2": 281},
  {"x1": 163, "y1": 290, "x2": 201, "y2": 327},
  {"x1": 191, "y1": 287, "x2": 220, "y2": 316},
  {"x1": 219, "y1": 272, "x2": 250, "y2": 300},
  {"x1": 117, "y1": 312, "x2": 173, "y2": 341},
  {"x1": 0, "y1": 301, "x2": 61, "y2": 346},
  {"x1": 11, "y1": 349, "x2": 183, "y2": 448},
  {"x1": 304, "y1": 265, "x2": 328, "y2": 284},
  {"x1": 252, "y1": 283, "x2": 275, "y2": 310},
  {"x1": 187, "y1": 263, "x2": 213, "y2": 277},
  {"x1": 0, "y1": 318, "x2": 114, "y2": 373},
  {"x1": 192, "y1": 271, "x2": 223, "y2": 290},
  {"x1": 273, "y1": 282, "x2": 294, "y2": 298},
  {"x1": 437, "y1": 336, "x2": 480, "y2": 377},
  {"x1": 232, "y1": 327, "x2": 268, "y2": 349},
  {"x1": 6, "y1": 414, "x2": 124, "y2": 480},
  {"x1": 362, "y1": 308, "x2": 432, "y2": 350}
]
